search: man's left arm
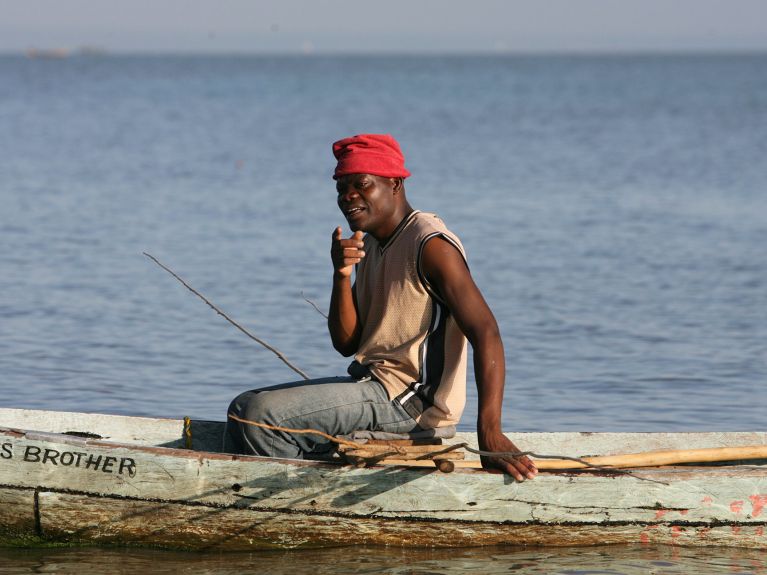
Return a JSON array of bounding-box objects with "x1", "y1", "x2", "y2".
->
[{"x1": 421, "y1": 237, "x2": 538, "y2": 481}]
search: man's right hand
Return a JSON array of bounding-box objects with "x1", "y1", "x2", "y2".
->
[
  {"x1": 331, "y1": 227, "x2": 365, "y2": 278},
  {"x1": 479, "y1": 429, "x2": 538, "y2": 481}
]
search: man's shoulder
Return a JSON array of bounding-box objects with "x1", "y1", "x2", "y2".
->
[
  {"x1": 411, "y1": 212, "x2": 466, "y2": 260},
  {"x1": 411, "y1": 211, "x2": 455, "y2": 235}
]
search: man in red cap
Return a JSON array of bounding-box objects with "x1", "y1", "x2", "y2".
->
[{"x1": 226, "y1": 134, "x2": 537, "y2": 481}]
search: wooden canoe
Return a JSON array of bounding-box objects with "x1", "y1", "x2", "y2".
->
[{"x1": 1, "y1": 407, "x2": 766, "y2": 550}]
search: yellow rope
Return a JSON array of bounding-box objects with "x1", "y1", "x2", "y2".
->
[{"x1": 183, "y1": 416, "x2": 193, "y2": 449}]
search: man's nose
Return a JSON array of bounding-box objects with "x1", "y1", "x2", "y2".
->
[{"x1": 338, "y1": 187, "x2": 359, "y2": 203}]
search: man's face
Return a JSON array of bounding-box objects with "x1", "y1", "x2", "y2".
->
[{"x1": 336, "y1": 174, "x2": 396, "y2": 233}]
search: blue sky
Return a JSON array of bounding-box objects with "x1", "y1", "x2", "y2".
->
[{"x1": 2, "y1": 0, "x2": 766, "y2": 54}]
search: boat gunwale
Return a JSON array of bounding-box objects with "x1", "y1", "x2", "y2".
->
[{"x1": 3, "y1": 425, "x2": 767, "y2": 479}]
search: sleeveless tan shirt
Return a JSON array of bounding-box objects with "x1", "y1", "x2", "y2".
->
[{"x1": 353, "y1": 211, "x2": 468, "y2": 428}]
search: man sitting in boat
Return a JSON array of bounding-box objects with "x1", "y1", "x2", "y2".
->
[{"x1": 225, "y1": 134, "x2": 537, "y2": 481}]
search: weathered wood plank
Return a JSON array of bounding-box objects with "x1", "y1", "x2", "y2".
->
[
  {"x1": 0, "y1": 408, "x2": 187, "y2": 448},
  {"x1": 0, "y1": 409, "x2": 229, "y2": 453},
  {"x1": 0, "y1": 487, "x2": 36, "y2": 537},
  {"x1": 36, "y1": 492, "x2": 767, "y2": 550}
]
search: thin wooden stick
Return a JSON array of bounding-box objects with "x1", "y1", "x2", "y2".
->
[
  {"x1": 143, "y1": 252, "x2": 310, "y2": 380},
  {"x1": 300, "y1": 291, "x2": 328, "y2": 319},
  {"x1": 343, "y1": 448, "x2": 465, "y2": 461},
  {"x1": 338, "y1": 443, "x2": 462, "y2": 455}
]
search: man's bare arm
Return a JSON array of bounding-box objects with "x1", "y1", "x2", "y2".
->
[
  {"x1": 421, "y1": 237, "x2": 537, "y2": 481},
  {"x1": 328, "y1": 227, "x2": 364, "y2": 356}
]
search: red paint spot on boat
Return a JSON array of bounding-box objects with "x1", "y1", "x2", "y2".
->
[
  {"x1": 730, "y1": 500, "x2": 744, "y2": 514},
  {"x1": 756, "y1": 527, "x2": 764, "y2": 537},
  {"x1": 732, "y1": 525, "x2": 741, "y2": 535},
  {"x1": 655, "y1": 509, "x2": 669, "y2": 519},
  {"x1": 640, "y1": 532, "x2": 649, "y2": 545},
  {"x1": 670, "y1": 526, "x2": 682, "y2": 538},
  {"x1": 701, "y1": 496, "x2": 713, "y2": 506},
  {"x1": 679, "y1": 509, "x2": 688, "y2": 515},
  {"x1": 749, "y1": 494, "x2": 767, "y2": 518}
]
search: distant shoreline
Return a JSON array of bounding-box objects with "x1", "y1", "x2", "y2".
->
[{"x1": 2, "y1": 48, "x2": 767, "y2": 58}]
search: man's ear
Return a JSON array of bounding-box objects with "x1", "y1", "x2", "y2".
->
[{"x1": 391, "y1": 177, "x2": 403, "y2": 195}]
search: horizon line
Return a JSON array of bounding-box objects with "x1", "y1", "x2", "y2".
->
[{"x1": 3, "y1": 47, "x2": 767, "y2": 58}]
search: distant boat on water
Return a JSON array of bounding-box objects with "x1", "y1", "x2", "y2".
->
[
  {"x1": 25, "y1": 46, "x2": 108, "y2": 59},
  {"x1": 76, "y1": 46, "x2": 108, "y2": 56},
  {"x1": 25, "y1": 48, "x2": 70, "y2": 59}
]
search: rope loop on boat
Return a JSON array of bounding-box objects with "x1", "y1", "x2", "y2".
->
[{"x1": 183, "y1": 416, "x2": 193, "y2": 449}]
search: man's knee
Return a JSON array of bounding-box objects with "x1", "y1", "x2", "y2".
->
[
  {"x1": 227, "y1": 389, "x2": 288, "y2": 448},
  {"x1": 225, "y1": 390, "x2": 274, "y2": 454},
  {"x1": 227, "y1": 389, "x2": 262, "y2": 417},
  {"x1": 239, "y1": 390, "x2": 285, "y2": 425},
  {"x1": 227, "y1": 390, "x2": 249, "y2": 419}
]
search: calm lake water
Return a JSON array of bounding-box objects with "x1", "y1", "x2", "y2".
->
[
  {"x1": 1, "y1": 54, "x2": 766, "y2": 572},
  {"x1": 2, "y1": 545, "x2": 767, "y2": 574}
]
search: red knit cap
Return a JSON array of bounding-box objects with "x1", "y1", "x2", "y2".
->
[{"x1": 332, "y1": 134, "x2": 411, "y2": 180}]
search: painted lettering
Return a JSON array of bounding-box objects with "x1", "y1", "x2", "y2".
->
[
  {"x1": 119, "y1": 457, "x2": 137, "y2": 477},
  {"x1": 85, "y1": 454, "x2": 103, "y2": 471},
  {"x1": 24, "y1": 445, "x2": 41, "y2": 462},
  {"x1": 102, "y1": 456, "x2": 116, "y2": 473},
  {"x1": 16, "y1": 443, "x2": 137, "y2": 476},
  {"x1": 0, "y1": 442, "x2": 11, "y2": 459},
  {"x1": 42, "y1": 448, "x2": 60, "y2": 465}
]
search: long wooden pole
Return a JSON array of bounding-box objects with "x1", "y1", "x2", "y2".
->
[
  {"x1": 538, "y1": 444, "x2": 767, "y2": 470},
  {"x1": 380, "y1": 445, "x2": 767, "y2": 470}
]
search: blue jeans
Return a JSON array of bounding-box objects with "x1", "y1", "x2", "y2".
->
[{"x1": 224, "y1": 376, "x2": 421, "y2": 458}]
